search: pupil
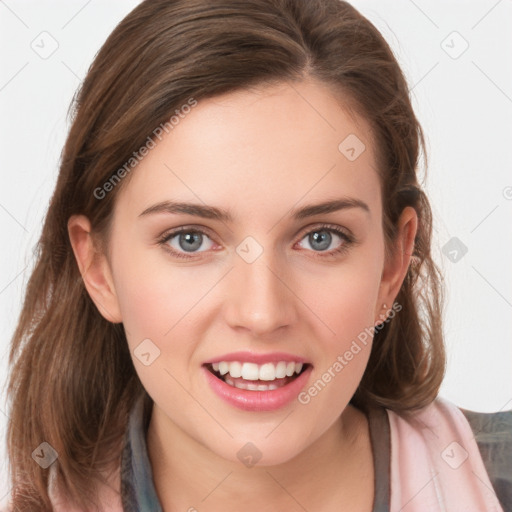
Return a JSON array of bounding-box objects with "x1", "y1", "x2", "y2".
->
[
  {"x1": 310, "y1": 230, "x2": 331, "y2": 251},
  {"x1": 179, "y1": 232, "x2": 202, "y2": 252}
]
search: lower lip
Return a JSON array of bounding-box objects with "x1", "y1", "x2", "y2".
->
[{"x1": 202, "y1": 365, "x2": 312, "y2": 412}]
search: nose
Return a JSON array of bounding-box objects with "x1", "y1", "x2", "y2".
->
[{"x1": 223, "y1": 251, "x2": 298, "y2": 337}]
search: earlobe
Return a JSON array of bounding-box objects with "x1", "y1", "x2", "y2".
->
[
  {"x1": 67, "y1": 215, "x2": 123, "y2": 323},
  {"x1": 374, "y1": 207, "x2": 418, "y2": 324}
]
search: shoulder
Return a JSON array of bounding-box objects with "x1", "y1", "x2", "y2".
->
[
  {"x1": 459, "y1": 404, "x2": 512, "y2": 442},
  {"x1": 459, "y1": 404, "x2": 512, "y2": 509},
  {"x1": 387, "y1": 395, "x2": 512, "y2": 440},
  {"x1": 386, "y1": 396, "x2": 512, "y2": 511}
]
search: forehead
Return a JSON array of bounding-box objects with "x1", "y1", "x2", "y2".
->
[{"x1": 116, "y1": 79, "x2": 381, "y2": 224}]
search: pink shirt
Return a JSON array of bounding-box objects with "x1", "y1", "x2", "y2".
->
[{"x1": 16, "y1": 394, "x2": 510, "y2": 511}]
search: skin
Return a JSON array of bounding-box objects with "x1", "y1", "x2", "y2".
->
[{"x1": 69, "y1": 77, "x2": 417, "y2": 511}]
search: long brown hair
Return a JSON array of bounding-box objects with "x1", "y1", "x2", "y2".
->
[{"x1": 5, "y1": 0, "x2": 445, "y2": 509}]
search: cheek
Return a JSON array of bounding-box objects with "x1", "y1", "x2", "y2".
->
[
  {"x1": 306, "y1": 245, "x2": 384, "y2": 344},
  {"x1": 110, "y1": 245, "x2": 205, "y2": 409},
  {"x1": 297, "y1": 238, "x2": 384, "y2": 404},
  {"x1": 110, "y1": 240, "x2": 221, "y2": 384},
  {"x1": 113, "y1": 263, "x2": 170, "y2": 344},
  {"x1": 111, "y1": 241, "x2": 200, "y2": 342}
]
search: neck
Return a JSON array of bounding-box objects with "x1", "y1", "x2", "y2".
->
[{"x1": 147, "y1": 403, "x2": 375, "y2": 511}]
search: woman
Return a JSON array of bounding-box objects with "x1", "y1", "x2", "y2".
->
[{"x1": 5, "y1": 0, "x2": 511, "y2": 510}]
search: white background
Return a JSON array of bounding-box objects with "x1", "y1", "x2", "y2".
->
[{"x1": 0, "y1": 0, "x2": 511, "y2": 503}]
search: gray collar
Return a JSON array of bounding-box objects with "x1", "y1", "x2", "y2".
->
[{"x1": 120, "y1": 392, "x2": 391, "y2": 511}]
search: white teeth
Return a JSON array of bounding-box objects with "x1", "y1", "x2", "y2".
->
[
  {"x1": 275, "y1": 361, "x2": 287, "y2": 378},
  {"x1": 218, "y1": 361, "x2": 229, "y2": 375},
  {"x1": 211, "y1": 360, "x2": 305, "y2": 382},
  {"x1": 224, "y1": 376, "x2": 283, "y2": 391},
  {"x1": 241, "y1": 362, "x2": 260, "y2": 380},
  {"x1": 229, "y1": 361, "x2": 242, "y2": 378},
  {"x1": 259, "y1": 363, "x2": 276, "y2": 381}
]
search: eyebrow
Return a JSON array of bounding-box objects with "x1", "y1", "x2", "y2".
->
[{"x1": 138, "y1": 197, "x2": 370, "y2": 222}]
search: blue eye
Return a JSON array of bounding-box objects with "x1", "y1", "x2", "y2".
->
[
  {"x1": 299, "y1": 228, "x2": 347, "y2": 252},
  {"x1": 160, "y1": 228, "x2": 215, "y2": 258},
  {"x1": 158, "y1": 224, "x2": 354, "y2": 260}
]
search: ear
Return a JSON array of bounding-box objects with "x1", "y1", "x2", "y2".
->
[
  {"x1": 67, "y1": 215, "x2": 123, "y2": 323},
  {"x1": 374, "y1": 206, "x2": 418, "y2": 325}
]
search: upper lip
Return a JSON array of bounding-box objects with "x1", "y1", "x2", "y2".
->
[{"x1": 204, "y1": 351, "x2": 309, "y2": 365}]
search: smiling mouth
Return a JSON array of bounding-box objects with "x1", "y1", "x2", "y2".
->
[{"x1": 205, "y1": 361, "x2": 309, "y2": 391}]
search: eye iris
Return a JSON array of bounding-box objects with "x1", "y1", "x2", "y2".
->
[
  {"x1": 309, "y1": 230, "x2": 331, "y2": 251},
  {"x1": 179, "y1": 232, "x2": 202, "y2": 252}
]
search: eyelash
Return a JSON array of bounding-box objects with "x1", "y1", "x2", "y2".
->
[{"x1": 157, "y1": 224, "x2": 355, "y2": 261}]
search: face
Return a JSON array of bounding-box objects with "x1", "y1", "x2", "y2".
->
[{"x1": 101, "y1": 78, "x2": 397, "y2": 465}]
